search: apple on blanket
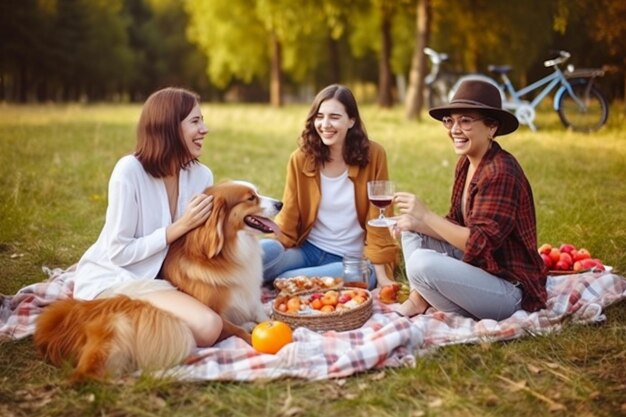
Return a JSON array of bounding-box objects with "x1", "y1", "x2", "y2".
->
[{"x1": 378, "y1": 282, "x2": 410, "y2": 304}]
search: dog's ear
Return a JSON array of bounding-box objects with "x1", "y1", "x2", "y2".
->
[{"x1": 202, "y1": 195, "x2": 227, "y2": 258}]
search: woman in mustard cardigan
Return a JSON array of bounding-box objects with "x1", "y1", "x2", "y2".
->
[{"x1": 260, "y1": 84, "x2": 399, "y2": 289}]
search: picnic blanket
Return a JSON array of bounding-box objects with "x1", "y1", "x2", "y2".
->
[{"x1": 1, "y1": 267, "x2": 625, "y2": 381}]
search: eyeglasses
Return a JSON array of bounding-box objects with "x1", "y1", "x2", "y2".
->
[{"x1": 441, "y1": 116, "x2": 484, "y2": 131}]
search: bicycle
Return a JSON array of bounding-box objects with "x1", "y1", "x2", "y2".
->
[
  {"x1": 423, "y1": 47, "x2": 462, "y2": 108},
  {"x1": 450, "y1": 50, "x2": 609, "y2": 132}
]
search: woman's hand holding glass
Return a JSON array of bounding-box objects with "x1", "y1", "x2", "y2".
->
[{"x1": 389, "y1": 192, "x2": 431, "y2": 238}]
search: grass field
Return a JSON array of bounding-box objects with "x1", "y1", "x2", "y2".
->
[{"x1": 1, "y1": 101, "x2": 625, "y2": 416}]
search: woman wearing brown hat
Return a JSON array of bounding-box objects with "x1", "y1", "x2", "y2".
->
[{"x1": 391, "y1": 79, "x2": 547, "y2": 320}]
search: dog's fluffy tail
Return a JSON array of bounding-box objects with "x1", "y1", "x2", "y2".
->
[{"x1": 34, "y1": 296, "x2": 194, "y2": 381}]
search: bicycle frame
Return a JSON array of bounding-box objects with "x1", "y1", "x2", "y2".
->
[
  {"x1": 493, "y1": 51, "x2": 599, "y2": 131},
  {"x1": 500, "y1": 67, "x2": 572, "y2": 112}
]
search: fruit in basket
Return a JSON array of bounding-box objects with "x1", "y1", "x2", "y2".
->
[
  {"x1": 286, "y1": 296, "x2": 301, "y2": 313},
  {"x1": 320, "y1": 304, "x2": 335, "y2": 313},
  {"x1": 321, "y1": 292, "x2": 339, "y2": 306},
  {"x1": 574, "y1": 248, "x2": 591, "y2": 261},
  {"x1": 251, "y1": 320, "x2": 293, "y2": 354},
  {"x1": 275, "y1": 288, "x2": 370, "y2": 316},
  {"x1": 578, "y1": 258, "x2": 605, "y2": 271},
  {"x1": 538, "y1": 242, "x2": 605, "y2": 272},
  {"x1": 538, "y1": 243, "x2": 552, "y2": 255}
]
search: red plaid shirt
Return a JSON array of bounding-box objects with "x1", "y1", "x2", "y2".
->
[{"x1": 445, "y1": 142, "x2": 547, "y2": 311}]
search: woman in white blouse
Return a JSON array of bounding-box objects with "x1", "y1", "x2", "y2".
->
[{"x1": 72, "y1": 87, "x2": 222, "y2": 347}]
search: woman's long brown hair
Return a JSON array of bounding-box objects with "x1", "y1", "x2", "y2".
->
[{"x1": 299, "y1": 84, "x2": 370, "y2": 167}]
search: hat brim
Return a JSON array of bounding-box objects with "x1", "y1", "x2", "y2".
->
[{"x1": 429, "y1": 103, "x2": 519, "y2": 136}]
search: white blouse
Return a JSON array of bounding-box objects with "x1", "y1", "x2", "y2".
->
[
  {"x1": 307, "y1": 170, "x2": 364, "y2": 257},
  {"x1": 72, "y1": 155, "x2": 213, "y2": 299}
]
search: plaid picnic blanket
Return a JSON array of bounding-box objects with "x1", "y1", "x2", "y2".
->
[{"x1": 2, "y1": 267, "x2": 625, "y2": 381}]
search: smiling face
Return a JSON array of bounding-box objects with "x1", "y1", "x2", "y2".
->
[
  {"x1": 314, "y1": 98, "x2": 355, "y2": 151},
  {"x1": 181, "y1": 102, "x2": 209, "y2": 160},
  {"x1": 445, "y1": 111, "x2": 498, "y2": 164}
]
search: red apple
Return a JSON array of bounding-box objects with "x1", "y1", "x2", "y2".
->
[
  {"x1": 591, "y1": 259, "x2": 605, "y2": 271},
  {"x1": 580, "y1": 258, "x2": 599, "y2": 270},
  {"x1": 574, "y1": 248, "x2": 591, "y2": 261},
  {"x1": 538, "y1": 243, "x2": 552, "y2": 255},
  {"x1": 559, "y1": 243, "x2": 576, "y2": 254},
  {"x1": 554, "y1": 260, "x2": 570, "y2": 271},
  {"x1": 559, "y1": 252, "x2": 573, "y2": 265},
  {"x1": 549, "y1": 248, "x2": 561, "y2": 265},
  {"x1": 540, "y1": 253, "x2": 553, "y2": 269}
]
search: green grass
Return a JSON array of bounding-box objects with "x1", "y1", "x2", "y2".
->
[{"x1": 1, "y1": 102, "x2": 625, "y2": 416}]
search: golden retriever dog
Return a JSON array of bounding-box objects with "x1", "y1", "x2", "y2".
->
[
  {"x1": 34, "y1": 181, "x2": 281, "y2": 381},
  {"x1": 162, "y1": 180, "x2": 282, "y2": 344},
  {"x1": 34, "y1": 295, "x2": 194, "y2": 382}
]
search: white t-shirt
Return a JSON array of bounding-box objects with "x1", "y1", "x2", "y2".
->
[
  {"x1": 72, "y1": 155, "x2": 213, "y2": 299},
  {"x1": 307, "y1": 170, "x2": 364, "y2": 257}
]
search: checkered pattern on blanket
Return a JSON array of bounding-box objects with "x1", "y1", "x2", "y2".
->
[{"x1": 2, "y1": 267, "x2": 625, "y2": 381}]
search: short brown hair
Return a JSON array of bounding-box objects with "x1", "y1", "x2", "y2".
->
[{"x1": 135, "y1": 87, "x2": 200, "y2": 178}]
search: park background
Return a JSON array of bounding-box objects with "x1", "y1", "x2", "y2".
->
[
  {"x1": 1, "y1": 1, "x2": 626, "y2": 416},
  {"x1": 1, "y1": 0, "x2": 625, "y2": 114}
]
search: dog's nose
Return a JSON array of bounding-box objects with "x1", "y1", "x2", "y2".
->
[{"x1": 275, "y1": 201, "x2": 283, "y2": 211}]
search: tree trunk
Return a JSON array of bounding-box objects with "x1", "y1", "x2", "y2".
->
[
  {"x1": 328, "y1": 36, "x2": 341, "y2": 85},
  {"x1": 378, "y1": 5, "x2": 394, "y2": 108},
  {"x1": 405, "y1": 0, "x2": 431, "y2": 120},
  {"x1": 270, "y1": 32, "x2": 283, "y2": 107}
]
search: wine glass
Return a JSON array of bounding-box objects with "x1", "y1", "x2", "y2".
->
[{"x1": 367, "y1": 180, "x2": 396, "y2": 227}]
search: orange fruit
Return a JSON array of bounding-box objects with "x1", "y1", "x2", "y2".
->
[
  {"x1": 320, "y1": 304, "x2": 335, "y2": 313},
  {"x1": 251, "y1": 321, "x2": 293, "y2": 354},
  {"x1": 310, "y1": 298, "x2": 323, "y2": 310},
  {"x1": 321, "y1": 294, "x2": 338, "y2": 306},
  {"x1": 286, "y1": 296, "x2": 301, "y2": 312}
]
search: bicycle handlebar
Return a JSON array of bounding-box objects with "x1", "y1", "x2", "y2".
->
[
  {"x1": 424, "y1": 47, "x2": 448, "y2": 64},
  {"x1": 543, "y1": 50, "x2": 571, "y2": 68}
]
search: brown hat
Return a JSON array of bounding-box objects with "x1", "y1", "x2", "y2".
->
[{"x1": 429, "y1": 79, "x2": 519, "y2": 136}]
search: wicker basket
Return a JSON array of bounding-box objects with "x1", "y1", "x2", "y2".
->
[{"x1": 272, "y1": 289, "x2": 373, "y2": 332}]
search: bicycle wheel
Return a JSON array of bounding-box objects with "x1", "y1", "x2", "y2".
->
[
  {"x1": 428, "y1": 78, "x2": 451, "y2": 108},
  {"x1": 557, "y1": 81, "x2": 608, "y2": 132}
]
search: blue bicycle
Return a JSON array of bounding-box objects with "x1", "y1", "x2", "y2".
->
[{"x1": 451, "y1": 50, "x2": 609, "y2": 132}]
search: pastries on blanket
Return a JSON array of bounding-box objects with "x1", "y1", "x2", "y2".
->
[{"x1": 274, "y1": 275, "x2": 343, "y2": 296}]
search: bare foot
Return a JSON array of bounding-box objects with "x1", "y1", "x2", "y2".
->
[
  {"x1": 392, "y1": 290, "x2": 429, "y2": 317},
  {"x1": 376, "y1": 277, "x2": 396, "y2": 288}
]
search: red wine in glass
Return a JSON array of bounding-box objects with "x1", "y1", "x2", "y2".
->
[
  {"x1": 369, "y1": 197, "x2": 393, "y2": 209},
  {"x1": 367, "y1": 180, "x2": 396, "y2": 227}
]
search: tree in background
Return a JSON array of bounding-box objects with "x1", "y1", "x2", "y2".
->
[
  {"x1": 0, "y1": 0, "x2": 133, "y2": 102},
  {"x1": 0, "y1": 0, "x2": 623, "y2": 104},
  {"x1": 186, "y1": 0, "x2": 369, "y2": 106},
  {"x1": 404, "y1": 0, "x2": 430, "y2": 120},
  {"x1": 590, "y1": 0, "x2": 626, "y2": 103}
]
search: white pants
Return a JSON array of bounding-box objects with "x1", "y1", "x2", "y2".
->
[{"x1": 401, "y1": 231, "x2": 522, "y2": 320}]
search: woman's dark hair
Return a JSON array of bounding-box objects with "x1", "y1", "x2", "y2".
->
[
  {"x1": 299, "y1": 84, "x2": 370, "y2": 167},
  {"x1": 135, "y1": 87, "x2": 200, "y2": 178}
]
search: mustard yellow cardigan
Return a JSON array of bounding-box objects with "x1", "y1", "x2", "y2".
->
[{"x1": 275, "y1": 140, "x2": 399, "y2": 276}]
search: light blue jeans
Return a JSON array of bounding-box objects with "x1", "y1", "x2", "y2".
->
[
  {"x1": 401, "y1": 231, "x2": 522, "y2": 320},
  {"x1": 260, "y1": 239, "x2": 378, "y2": 290}
]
